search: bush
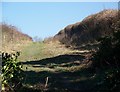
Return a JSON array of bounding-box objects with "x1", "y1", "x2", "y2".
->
[
  {"x1": 92, "y1": 30, "x2": 120, "y2": 68},
  {"x1": 102, "y1": 68, "x2": 120, "y2": 91},
  {"x1": 1, "y1": 52, "x2": 24, "y2": 92},
  {"x1": 91, "y1": 20, "x2": 120, "y2": 91}
]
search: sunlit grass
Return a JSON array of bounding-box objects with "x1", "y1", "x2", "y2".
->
[
  {"x1": 16, "y1": 41, "x2": 101, "y2": 91},
  {"x1": 18, "y1": 42, "x2": 46, "y2": 62}
]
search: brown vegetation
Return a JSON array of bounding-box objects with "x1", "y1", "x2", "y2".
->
[
  {"x1": 0, "y1": 23, "x2": 33, "y2": 52},
  {"x1": 54, "y1": 9, "x2": 119, "y2": 47}
]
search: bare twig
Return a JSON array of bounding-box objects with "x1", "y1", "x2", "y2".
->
[{"x1": 45, "y1": 77, "x2": 49, "y2": 88}]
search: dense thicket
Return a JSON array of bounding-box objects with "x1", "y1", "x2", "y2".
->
[
  {"x1": 92, "y1": 19, "x2": 120, "y2": 91},
  {"x1": 54, "y1": 9, "x2": 118, "y2": 47}
]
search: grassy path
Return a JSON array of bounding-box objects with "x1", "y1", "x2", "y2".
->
[
  {"x1": 18, "y1": 42, "x2": 45, "y2": 62},
  {"x1": 18, "y1": 42, "x2": 103, "y2": 91}
]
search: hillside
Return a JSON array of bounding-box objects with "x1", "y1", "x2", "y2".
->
[
  {"x1": 1, "y1": 9, "x2": 120, "y2": 92},
  {"x1": 0, "y1": 23, "x2": 33, "y2": 52},
  {"x1": 54, "y1": 9, "x2": 119, "y2": 47}
]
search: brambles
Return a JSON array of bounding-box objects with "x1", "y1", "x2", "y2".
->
[
  {"x1": 2, "y1": 52, "x2": 24, "y2": 92},
  {"x1": 91, "y1": 20, "x2": 120, "y2": 91},
  {"x1": 92, "y1": 20, "x2": 120, "y2": 68},
  {"x1": 103, "y1": 68, "x2": 120, "y2": 91}
]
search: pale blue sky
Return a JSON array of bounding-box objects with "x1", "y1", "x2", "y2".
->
[{"x1": 2, "y1": 2, "x2": 118, "y2": 39}]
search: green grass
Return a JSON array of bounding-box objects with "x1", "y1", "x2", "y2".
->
[
  {"x1": 18, "y1": 42, "x2": 48, "y2": 62},
  {"x1": 2, "y1": 41, "x2": 118, "y2": 91},
  {"x1": 16, "y1": 42, "x2": 105, "y2": 91}
]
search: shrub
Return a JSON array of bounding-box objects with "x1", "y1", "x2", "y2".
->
[
  {"x1": 1, "y1": 52, "x2": 24, "y2": 92},
  {"x1": 92, "y1": 29, "x2": 120, "y2": 68},
  {"x1": 91, "y1": 20, "x2": 120, "y2": 91},
  {"x1": 102, "y1": 68, "x2": 120, "y2": 91}
]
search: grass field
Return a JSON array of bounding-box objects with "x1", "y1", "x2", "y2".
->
[{"x1": 16, "y1": 41, "x2": 106, "y2": 91}]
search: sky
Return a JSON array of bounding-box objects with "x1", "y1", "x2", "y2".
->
[{"x1": 1, "y1": 2, "x2": 118, "y2": 39}]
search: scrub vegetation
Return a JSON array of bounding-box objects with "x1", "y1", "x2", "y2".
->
[{"x1": 1, "y1": 9, "x2": 120, "y2": 92}]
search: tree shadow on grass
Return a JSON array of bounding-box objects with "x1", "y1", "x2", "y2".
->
[
  {"x1": 22, "y1": 67, "x2": 100, "y2": 91},
  {"x1": 21, "y1": 54, "x2": 102, "y2": 91},
  {"x1": 22, "y1": 54, "x2": 85, "y2": 66}
]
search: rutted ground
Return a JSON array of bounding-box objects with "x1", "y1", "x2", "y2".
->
[{"x1": 17, "y1": 41, "x2": 103, "y2": 91}]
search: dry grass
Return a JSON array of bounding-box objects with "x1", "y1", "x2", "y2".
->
[
  {"x1": 17, "y1": 41, "x2": 98, "y2": 91},
  {"x1": 1, "y1": 40, "x2": 98, "y2": 91}
]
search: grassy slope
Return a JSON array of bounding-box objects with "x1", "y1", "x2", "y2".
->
[
  {"x1": 1, "y1": 23, "x2": 33, "y2": 53},
  {"x1": 19, "y1": 41, "x2": 69, "y2": 61},
  {"x1": 18, "y1": 42, "x2": 45, "y2": 62},
  {"x1": 18, "y1": 42, "x2": 105, "y2": 91}
]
